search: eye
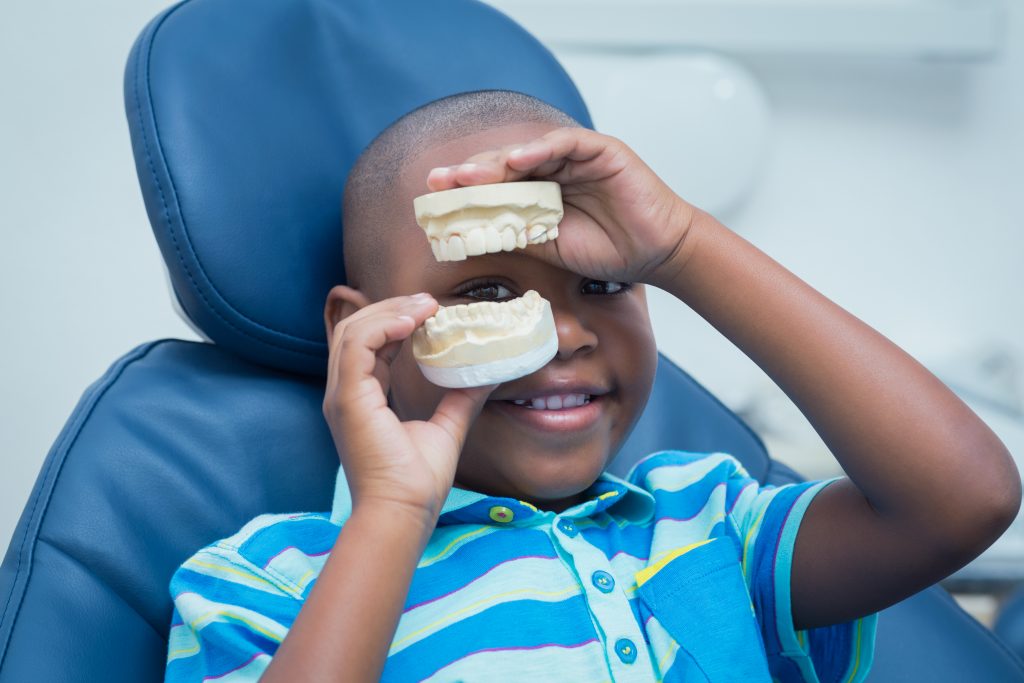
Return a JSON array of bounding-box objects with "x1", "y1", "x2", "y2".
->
[
  {"x1": 581, "y1": 279, "x2": 632, "y2": 295},
  {"x1": 455, "y1": 281, "x2": 515, "y2": 301}
]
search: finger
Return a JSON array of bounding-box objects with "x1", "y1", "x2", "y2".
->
[
  {"x1": 425, "y1": 128, "x2": 619, "y2": 191},
  {"x1": 327, "y1": 295, "x2": 436, "y2": 397},
  {"x1": 508, "y1": 128, "x2": 626, "y2": 184},
  {"x1": 336, "y1": 305, "x2": 432, "y2": 384},
  {"x1": 427, "y1": 385, "x2": 497, "y2": 450}
]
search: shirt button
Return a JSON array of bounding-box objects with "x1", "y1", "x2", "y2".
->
[
  {"x1": 488, "y1": 506, "x2": 514, "y2": 523},
  {"x1": 591, "y1": 570, "x2": 615, "y2": 593},
  {"x1": 556, "y1": 518, "x2": 578, "y2": 537},
  {"x1": 615, "y1": 638, "x2": 638, "y2": 664}
]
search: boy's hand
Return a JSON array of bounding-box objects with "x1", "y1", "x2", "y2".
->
[
  {"x1": 323, "y1": 294, "x2": 494, "y2": 522},
  {"x1": 426, "y1": 127, "x2": 698, "y2": 288}
]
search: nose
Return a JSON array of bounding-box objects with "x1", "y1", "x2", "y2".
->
[{"x1": 551, "y1": 302, "x2": 598, "y2": 361}]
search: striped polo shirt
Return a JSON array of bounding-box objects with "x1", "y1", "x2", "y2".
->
[{"x1": 165, "y1": 450, "x2": 876, "y2": 682}]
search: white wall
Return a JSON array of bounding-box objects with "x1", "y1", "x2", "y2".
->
[
  {"x1": 1, "y1": 0, "x2": 1021, "y2": 562},
  {"x1": 0, "y1": 1, "x2": 201, "y2": 553}
]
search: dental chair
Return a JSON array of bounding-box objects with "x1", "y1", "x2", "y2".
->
[{"x1": 1, "y1": 0, "x2": 1022, "y2": 680}]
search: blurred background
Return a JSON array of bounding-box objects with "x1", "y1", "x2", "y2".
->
[{"x1": 1, "y1": 0, "x2": 1021, "y2": 631}]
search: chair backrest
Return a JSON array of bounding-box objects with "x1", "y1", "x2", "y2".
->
[{"x1": 2, "y1": 0, "x2": 1022, "y2": 680}]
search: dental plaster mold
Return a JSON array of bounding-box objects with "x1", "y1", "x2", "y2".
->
[
  {"x1": 412, "y1": 290, "x2": 558, "y2": 388},
  {"x1": 413, "y1": 181, "x2": 563, "y2": 262}
]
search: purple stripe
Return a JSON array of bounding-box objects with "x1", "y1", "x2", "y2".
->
[
  {"x1": 424, "y1": 638, "x2": 599, "y2": 679},
  {"x1": 656, "y1": 481, "x2": 728, "y2": 523},
  {"x1": 403, "y1": 555, "x2": 558, "y2": 613},
  {"x1": 769, "y1": 488, "x2": 807, "y2": 644},
  {"x1": 727, "y1": 481, "x2": 757, "y2": 515}
]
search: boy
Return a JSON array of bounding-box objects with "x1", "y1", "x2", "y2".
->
[{"x1": 164, "y1": 91, "x2": 1021, "y2": 682}]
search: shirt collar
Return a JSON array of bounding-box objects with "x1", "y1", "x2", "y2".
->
[{"x1": 330, "y1": 465, "x2": 654, "y2": 527}]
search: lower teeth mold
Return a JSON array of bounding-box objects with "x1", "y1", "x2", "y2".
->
[{"x1": 412, "y1": 290, "x2": 558, "y2": 388}]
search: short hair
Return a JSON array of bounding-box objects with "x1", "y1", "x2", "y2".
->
[{"x1": 342, "y1": 90, "x2": 581, "y2": 293}]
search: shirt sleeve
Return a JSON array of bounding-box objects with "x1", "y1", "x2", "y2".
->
[
  {"x1": 729, "y1": 465, "x2": 878, "y2": 683},
  {"x1": 165, "y1": 544, "x2": 302, "y2": 682}
]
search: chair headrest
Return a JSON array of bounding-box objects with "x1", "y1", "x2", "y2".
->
[{"x1": 125, "y1": 0, "x2": 592, "y2": 376}]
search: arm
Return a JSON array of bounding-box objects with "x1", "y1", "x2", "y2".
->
[
  {"x1": 427, "y1": 127, "x2": 1022, "y2": 632},
  {"x1": 261, "y1": 294, "x2": 492, "y2": 681},
  {"x1": 662, "y1": 211, "x2": 1021, "y2": 629}
]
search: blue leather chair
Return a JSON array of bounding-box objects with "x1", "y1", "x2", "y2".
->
[{"x1": 2, "y1": 0, "x2": 1023, "y2": 680}]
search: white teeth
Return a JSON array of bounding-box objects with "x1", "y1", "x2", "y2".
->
[
  {"x1": 430, "y1": 239, "x2": 441, "y2": 260},
  {"x1": 484, "y1": 226, "x2": 502, "y2": 253},
  {"x1": 412, "y1": 289, "x2": 558, "y2": 388},
  {"x1": 414, "y1": 182, "x2": 564, "y2": 262},
  {"x1": 516, "y1": 393, "x2": 591, "y2": 410},
  {"x1": 501, "y1": 228, "x2": 517, "y2": 252},
  {"x1": 465, "y1": 230, "x2": 486, "y2": 256},
  {"x1": 548, "y1": 226, "x2": 559, "y2": 239},
  {"x1": 448, "y1": 236, "x2": 467, "y2": 261}
]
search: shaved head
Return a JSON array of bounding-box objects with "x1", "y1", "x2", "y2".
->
[{"x1": 341, "y1": 90, "x2": 580, "y2": 295}]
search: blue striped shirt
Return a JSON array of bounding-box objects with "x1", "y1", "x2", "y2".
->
[{"x1": 165, "y1": 450, "x2": 876, "y2": 681}]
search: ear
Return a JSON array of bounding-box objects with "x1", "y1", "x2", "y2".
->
[{"x1": 324, "y1": 284, "x2": 371, "y2": 347}]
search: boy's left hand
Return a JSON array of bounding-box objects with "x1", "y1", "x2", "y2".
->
[{"x1": 426, "y1": 127, "x2": 699, "y2": 288}]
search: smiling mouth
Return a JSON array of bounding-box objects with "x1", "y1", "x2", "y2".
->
[{"x1": 508, "y1": 393, "x2": 592, "y2": 410}]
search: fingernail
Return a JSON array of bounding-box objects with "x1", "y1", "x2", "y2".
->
[
  {"x1": 458, "y1": 163, "x2": 478, "y2": 172},
  {"x1": 412, "y1": 292, "x2": 433, "y2": 301},
  {"x1": 398, "y1": 315, "x2": 415, "y2": 324}
]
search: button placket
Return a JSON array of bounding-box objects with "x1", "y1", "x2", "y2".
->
[{"x1": 550, "y1": 516, "x2": 655, "y2": 682}]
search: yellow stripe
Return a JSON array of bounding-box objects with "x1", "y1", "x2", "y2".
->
[
  {"x1": 391, "y1": 585, "x2": 579, "y2": 652},
  {"x1": 634, "y1": 539, "x2": 714, "y2": 588},
  {"x1": 845, "y1": 618, "x2": 864, "y2": 682},
  {"x1": 598, "y1": 491, "x2": 619, "y2": 500},
  {"x1": 657, "y1": 637, "x2": 680, "y2": 675},
  {"x1": 420, "y1": 526, "x2": 491, "y2": 565},
  {"x1": 741, "y1": 505, "x2": 769, "y2": 575},
  {"x1": 191, "y1": 610, "x2": 283, "y2": 644},
  {"x1": 167, "y1": 643, "x2": 200, "y2": 659},
  {"x1": 186, "y1": 559, "x2": 283, "y2": 593},
  {"x1": 517, "y1": 500, "x2": 540, "y2": 512},
  {"x1": 295, "y1": 569, "x2": 316, "y2": 591}
]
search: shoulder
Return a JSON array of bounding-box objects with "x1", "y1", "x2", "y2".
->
[
  {"x1": 625, "y1": 450, "x2": 752, "y2": 490},
  {"x1": 171, "y1": 511, "x2": 340, "y2": 602}
]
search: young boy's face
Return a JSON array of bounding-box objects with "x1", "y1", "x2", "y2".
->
[{"x1": 356, "y1": 121, "x2": 657, "y2": 511}]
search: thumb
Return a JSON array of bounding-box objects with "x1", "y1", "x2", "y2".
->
[{"x1": 428, "y1": 384, "x2": 496, "y2": 450}]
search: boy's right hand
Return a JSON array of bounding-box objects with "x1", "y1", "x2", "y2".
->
[{"x1": 322, "y1": 293, "x2": 494, "y2": 523}]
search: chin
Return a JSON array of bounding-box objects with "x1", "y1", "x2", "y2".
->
[{"x1": 504, "y1": 445, "x2": 611, "y2": 504}]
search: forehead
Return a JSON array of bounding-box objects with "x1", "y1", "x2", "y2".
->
[
  {"x1": 401, "y1": 119, "x2": 562, "y2": 193},
  {"x1": 374, "y1": 120, "x2": 563, "y2": 292}
]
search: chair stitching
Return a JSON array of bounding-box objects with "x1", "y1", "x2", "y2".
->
[
  {"x1": 0, "y1": 339, "x2": 173, "y2": 669},
  {"x1": 34, "y1": 537, "x2": 165, "y2": 638},
  {"x1": 133, "y1": 3, "x2": 325, "y2": 354}
]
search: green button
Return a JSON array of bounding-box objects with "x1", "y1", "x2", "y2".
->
[{"x1": 489, "y1": 506, "x2": 514, "y2": 523}]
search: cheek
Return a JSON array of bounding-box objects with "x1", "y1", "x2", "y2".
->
[
  {"x1": 601, "y1": 304, "x2": 658, "y2": 401},
  {"x1": 389, "y1": 344, "x2": 446, "y2": 421}
]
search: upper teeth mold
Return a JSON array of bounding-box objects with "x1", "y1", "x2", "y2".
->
[
  {"x1": 413, "y1": 181, "x2": 563, "y2": 262},
  {"x1": 412, "y1": 290, "x2": 558, "y2": 388}
]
